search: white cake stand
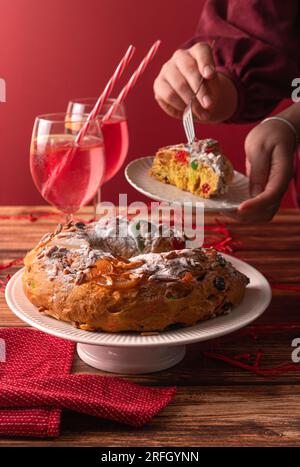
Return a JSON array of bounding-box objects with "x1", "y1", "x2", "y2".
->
[{"x1": 5, "y1": 255, "x2": 271, "y2": 374}]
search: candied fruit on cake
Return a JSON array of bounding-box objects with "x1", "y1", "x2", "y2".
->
[{"x1": 149, "y1": 139, "x2": 234, "y2": 198}]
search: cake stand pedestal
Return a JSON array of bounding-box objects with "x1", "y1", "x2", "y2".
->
[{"x1": 77, "y1": 343, "x2": 186, "y2": 374}]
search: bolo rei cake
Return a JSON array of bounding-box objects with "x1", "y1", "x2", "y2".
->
[
  {"x1": 149, "y1": 139, "x2": 234, "y2": 198},
  {"x1": 22, "y1": 217, "x2": 249, "y2": 333}
]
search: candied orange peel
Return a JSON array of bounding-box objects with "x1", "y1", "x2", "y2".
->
[
  {"x1": 91, "y1": 258, "x2": 144, "y2": 290},
  {"x1": 181, "y1": 271, "x2": 194, "y2": 283}
]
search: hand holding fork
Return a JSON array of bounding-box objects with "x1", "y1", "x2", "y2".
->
[
  {"x1": 182, "y1": 41, "x2": 215, "y2": 144},
  {"x1": 154, "y1": 41, "x2": 217, "y2": 120}
]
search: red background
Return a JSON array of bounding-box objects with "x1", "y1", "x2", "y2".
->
[{"x1": 0, "y1": 0, "x2": 293, "y2": 207}]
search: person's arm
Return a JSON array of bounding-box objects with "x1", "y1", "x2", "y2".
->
[
  {"x1": 277, "y1": 104, "x2": 300, "y2": 138},
  {"x1": 154, "y1": 0, "x2": 300, "y2": 124},
  {"x1": 235, "y1": 103, "x2": 300, "y2": 222}
]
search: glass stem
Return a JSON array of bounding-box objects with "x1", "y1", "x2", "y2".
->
[
  {"x1": 65, "y1": 213, "x2": 73, "y2": 224},
  {"x1": 93, "y1": 187, "x2": 101, "y2": 221}
]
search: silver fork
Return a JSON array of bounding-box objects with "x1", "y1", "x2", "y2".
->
[
  {"x1": 183, "y1": 40, "x2": 215, "y2": 144},
  {"x1": 182, "y1": 77, "x2": 204, "y2": 144}
]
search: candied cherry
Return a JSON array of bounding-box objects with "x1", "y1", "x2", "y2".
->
[
  {"x1": 176, "y1": 150, "x2": 188, "y2": 164},
  {"x1": 201, "y1": 183, "x2": 211, "y2": 194}
]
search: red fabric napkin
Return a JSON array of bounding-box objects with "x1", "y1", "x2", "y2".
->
[{"x1": 0, "y1": 328, "x2": 176, "y2": 438}]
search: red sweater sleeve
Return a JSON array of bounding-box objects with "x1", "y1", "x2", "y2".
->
[{"x1": 185, "y1": 0, "x2": 300, "y2": 123}]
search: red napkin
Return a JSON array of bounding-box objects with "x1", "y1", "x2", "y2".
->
[{"x1": 0, "y1": 328, "x2": 176, "y2": 438}]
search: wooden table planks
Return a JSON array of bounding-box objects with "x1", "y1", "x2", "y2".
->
[{"x1": 0, "y1": 206, "x2": 300, "y2": 447}]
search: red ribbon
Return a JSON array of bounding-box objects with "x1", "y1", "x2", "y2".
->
[
  {"x1": 0, "y1": 274, "x2": 10, "y2": 289},
  {"x1": 203, "y1": 323, "x2": 300, "y2": 377},
  {"x1": 0, "y1": 258, "x2": 24, "y2": 270},
  {"x1": 203, "y1": 219, "x2": 241, "y2": 253},
  {"x1": 203, "y1": 350, "x2": 300, "y2": 377}
]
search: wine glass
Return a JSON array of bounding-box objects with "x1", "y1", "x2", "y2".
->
[
  {"x1": 30, "y1": 112, "x2": 105, "y2": 223},
  {"x1": 67, "y1": 98, "x2": 129, "y2": 216}
]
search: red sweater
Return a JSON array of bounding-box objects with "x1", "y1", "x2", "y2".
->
[{"x1": 185, "y1": 0, "x2": 300, "y2": 123}]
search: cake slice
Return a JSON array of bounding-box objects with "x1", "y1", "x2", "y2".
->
[{"x1": 149, "y1": 139, "x2": 234, "y2": 198}]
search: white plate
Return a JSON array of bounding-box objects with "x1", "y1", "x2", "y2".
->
[
  {"x1": 5, "y1": 257, "x2": 271, "y2": 373},
  {"x1": 125, "y1": 156, "x2": 250, "y2": 211}
]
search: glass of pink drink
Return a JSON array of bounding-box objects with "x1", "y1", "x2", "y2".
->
[
  {"x1": 67, "y1": 98, "x2": 129, "y2": 216},
  {"x1": 30, "y1": 113, "x2": 105, "y2": 222}
]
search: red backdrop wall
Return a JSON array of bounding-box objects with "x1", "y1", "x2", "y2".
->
[{"x1": 0, "y1": 0, "x2": 293, "y2": 207}]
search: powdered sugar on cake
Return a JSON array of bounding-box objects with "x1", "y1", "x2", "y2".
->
[
  {"x1": 167, "y1": 139, "x2": 226, "y2": 175},
  {"x1": 164, "y1": 139, "x2": 231, "y2": 195}
]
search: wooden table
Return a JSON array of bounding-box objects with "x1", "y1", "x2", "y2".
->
[{"x1": 0, "y1": 206, "x2": 300, "y2": 447}]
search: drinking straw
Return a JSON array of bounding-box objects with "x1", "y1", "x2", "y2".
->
[
  {"x1": 75, "y1": 44, "x2": 135, "y2": 144},
  {"x1": 102, "y1": 40, "x2": 161, "y2": 122},
  {"x1": 0, "y1": 78, "x2": 6, "y2": 103},
  {"x1": 42, "y1": 45, "x2": 135, "y2": 198}
]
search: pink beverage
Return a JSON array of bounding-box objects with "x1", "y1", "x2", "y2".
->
[
  {"x1": 30, "y1": 135, "x2": 105, "y2": 214},
  {"x1": 101, "y1": 116, "x2": 129, "y2": 183}
]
